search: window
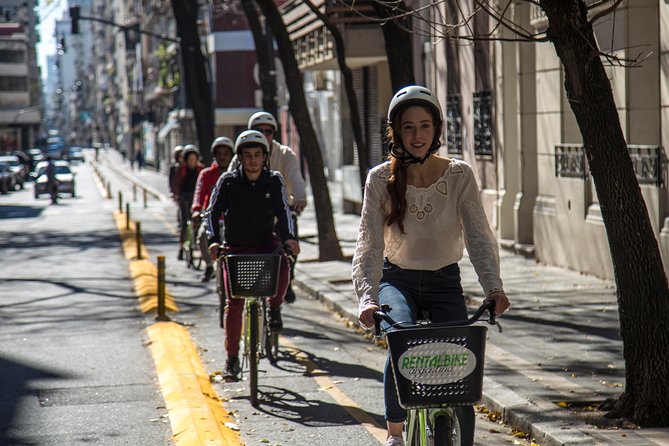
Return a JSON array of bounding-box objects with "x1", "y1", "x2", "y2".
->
[
  {"x1": 473, "y1": 91, "x2": 493, "y2": 157},
  {"x1": 0, "y1": 76, "x2": 27, "y2": 91},
  {"x1": 446, "y1": 95, "x2": 463, "y2": 157}
]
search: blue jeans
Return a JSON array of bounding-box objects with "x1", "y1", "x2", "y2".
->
[{"x1": 379, "y1": 260, "x2": 474, "y2": 445}]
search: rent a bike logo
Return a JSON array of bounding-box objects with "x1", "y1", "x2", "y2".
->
[{"x1": 397, "y1": 343, "x2": 477, "y2": 385}]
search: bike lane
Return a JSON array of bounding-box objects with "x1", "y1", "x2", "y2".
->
[
  {"x1": 0, "y1": 159, "x2": 172, "y2": 445},
  {"x1": 93, "y1": 150, "x2": 539, "y2": 446}
]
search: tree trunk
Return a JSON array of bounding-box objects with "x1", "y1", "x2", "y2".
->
[
  {"x1": 373, "y1": 1, "x2": 415, "y2": 91},
  {"x1": 540, "y1": 0, "x2": 669, "y2": 425},
  {"x1": 302, "y1": 0, "x2": 370, "y2": 186},
  {"x1": 254, "y1": 0, "x2": 343, "y2": 261},
  {"x1": 170, "y1": 0, "x2": 214, "y2": 164},
  {"x1": 241, "y1": 0, "x2": 278, "y2": 118}
]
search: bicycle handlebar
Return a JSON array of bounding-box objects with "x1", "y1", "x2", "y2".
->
[{"x1": 373, "y1": 300, "x2": 499, "y2": 336}]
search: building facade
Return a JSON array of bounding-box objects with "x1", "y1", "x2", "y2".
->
[{"x1": 0, "y1": 0, "x2": 41, "y2": 152}]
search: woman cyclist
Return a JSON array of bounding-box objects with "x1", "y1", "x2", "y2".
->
[
  {"x1": 352, "y1": 85, "x2": 511, "y2": 446},
  {"x1": 172, "y1": 144, "x2": 205, "y2": 260}
]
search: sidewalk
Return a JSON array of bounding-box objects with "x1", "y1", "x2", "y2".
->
[{"x1": 100, "y1": 149, "x2": 668, "y2": 446}]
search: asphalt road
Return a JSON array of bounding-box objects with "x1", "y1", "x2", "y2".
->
[
  {"x1": 0, "y1": 162, "x2": 171, "y2": 445},
  {"x1": 0, "y1": 157, "x2": 536, "y2": 445}
]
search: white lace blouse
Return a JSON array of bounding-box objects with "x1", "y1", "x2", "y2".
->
[{"x1": 352, "y1": 159, "x2": 503, "y2": 313}]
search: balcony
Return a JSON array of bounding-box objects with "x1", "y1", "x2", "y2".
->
[{"x1": 280, "y1": 0, "x2": 386, "y2": 71}]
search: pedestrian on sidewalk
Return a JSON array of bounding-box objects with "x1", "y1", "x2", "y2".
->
[
  {"x1": 229, "y1": 111, "x2": 306, "y2": 304},
  {"x1": 191, "y1": 136, "x2": 234, "y2": 282},
  {"x1": 207, "y1": 130, "x2": 299, "y2": 381},
  {"x1": 353, "y1": 85, "x2": 511, "y2": 446},
  {"x1": 172, "y1": 145, "x2": 204, "y2": 260}
]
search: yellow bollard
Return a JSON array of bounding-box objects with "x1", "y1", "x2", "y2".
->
[
  {"x1": 156, "y1": 256, "x2": 170, "y2": 321},
  {"x1": 135, "y1": 221, "x2": 142, "y2": 260}
]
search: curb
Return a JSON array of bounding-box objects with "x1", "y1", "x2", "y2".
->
[
  {"x1": 292, "y1": 267, "x2": 598, "y2": 446},
  {"x1": 100, "y1": 163, "x2": 242, "y2": 445}
]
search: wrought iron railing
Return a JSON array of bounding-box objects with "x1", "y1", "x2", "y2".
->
[
  {"x1": 473, "y1": 91, "x2": 493, "y2": 157},
  {"x1": 555, "y1": 144, "x2": 587, "y2": 178},
  {"x1": 554, "y1": 144, "x2": 665, "y2": 185},
  {"x1": 446, "y1": 95, "x2": 463, "y2": 157},
  {"x1": 628, "y1": 145, "x2": 664, "y2": 186}
]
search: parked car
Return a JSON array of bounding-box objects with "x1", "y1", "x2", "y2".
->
[
  {"x1": 33, "y1": 161, "x2": 76, "y2": 198},
  {"x1": 0, "y1": 155, "x2": 28, "y2": 189},
  {"x1": 27, "y1": 148, "x2": 45, "y2": 171},
  {"x1": 67, "y1": 146, "x2": 85, "y2": 162},
  {"x1": 0, "y1": 162, "x2": 13, "y2": 194}
]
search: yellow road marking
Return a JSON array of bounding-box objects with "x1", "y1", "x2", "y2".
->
[
  {"x1": 148, "y1": 322, "x2": 243, "y2": 446},
  {"x1": 112, "y1": 208, "x2": 240, "y2": 444},
  {"x1": 113, "y1": 211, "x2": 178, "y2": 313},
  {"x1": 280, "y1": 337, "x2": 387, "y2": 443}
]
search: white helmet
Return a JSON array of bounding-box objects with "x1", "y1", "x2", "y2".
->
[
  {"x1": 235, "y1": 130, "x2": 270, "y2": 156},
  {"x1": 387, "y1": 85, "x2": 443, "y2": 124},
  {"x1": 182, "y1": 144, "x2": 200, "y2": 160},
  {"x1": 173, "y1": 145, "x2": 183, "y2": 162},
  {"x1": 248, "y1": 111, "x2": 278, "y2": 131},
  {"x1": 210, "y1": 136, "x2": 234, "y2": 152}
]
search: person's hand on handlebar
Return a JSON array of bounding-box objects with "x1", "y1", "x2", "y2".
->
[
  {"x1": 291, "y1": 200, "x2": 307, "y2": 214},
  {"x1": 484, "y1": 289, "x2": 510, "y2": 316},
  {"x1": 284, "y1": 239, "x2": 300, "y2": 256},
  {"x1": 209, "y1": 243, "x2": 224, "y2": 262},
  {"x1": 359, "y1": 303, "x2": 380, "y2": 330}
]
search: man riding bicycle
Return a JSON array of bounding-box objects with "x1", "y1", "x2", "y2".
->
[
  {"x1": 191, "y1": 136, "x2": 234, "y2": 282},
  {"x1": 229, "y1": 111, "x2": 306, "y2": 303},
  {"x1": 206, "y1": 130, "x2": 299, "y2": 380}
]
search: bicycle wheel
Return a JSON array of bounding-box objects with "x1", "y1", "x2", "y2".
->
[
  {"x1": 262, "y1": 300, "x2": 279, "y2": 363},
  {"x1": 248, "y1": 300, "x2": 260, "y2": 407},
  {"x1": 432, "y1": 409, "x2": 460, "y2": 446},
  {"x1": 189, "y1": 221, "x2": 203, "y2": 270},
  {"x1": 182, "y1": 222, "x2": 193, "y2": 268}
]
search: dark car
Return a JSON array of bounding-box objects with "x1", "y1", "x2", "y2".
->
[
  {"x1": 33, "y1": 161, "x2": 76, "y2": 198},
  {"x1": 0, "y1": 155, "x2": 28, "y2": 189},
  {"x1": 0, "y1": 162, "x2": 13, "y2": 194}
]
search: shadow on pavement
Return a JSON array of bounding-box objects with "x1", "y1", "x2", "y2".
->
[
  {"x1": 0, "y1": 355, "x2": 67, "y2": 445},
  {"x1": 248, "y1": 385, "x2": 386, "y2": 428},
  {"x1": 0, "y1": 205, "x2": 45, "y2": 220}
]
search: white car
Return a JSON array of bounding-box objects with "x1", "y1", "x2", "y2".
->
[{"x1": 33, "y1": 160, "x2": 76, "y2": 198}]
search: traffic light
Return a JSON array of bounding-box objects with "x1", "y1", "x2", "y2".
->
[{"x1": 70, "y1": 6, "x2": 80, "y2": 34}]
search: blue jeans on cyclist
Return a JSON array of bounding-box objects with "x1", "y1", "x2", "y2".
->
[{"x1": 379, "y1": 260, "x2": 475, "y2": 446}]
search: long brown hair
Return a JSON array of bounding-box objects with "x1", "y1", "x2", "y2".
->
[{"x1": 384, "y1": 104, "x2": 442, "y2": 233}]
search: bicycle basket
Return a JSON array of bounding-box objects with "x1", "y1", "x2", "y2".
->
[
  {"x1": 224, "y1": 254, "x2": 281, "y2": 298},
  {"x1": 386, "y1": 324, "x2": 487, "y2": 409}
]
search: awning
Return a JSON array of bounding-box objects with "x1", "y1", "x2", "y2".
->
[{"x1": 157, "y1": 119, "x2": 180, "y2": 142}]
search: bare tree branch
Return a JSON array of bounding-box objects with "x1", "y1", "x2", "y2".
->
[{"x1": 589, "y1": 0, "x2": 623, "y2": 25}]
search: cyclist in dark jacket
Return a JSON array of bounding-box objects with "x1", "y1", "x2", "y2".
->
[
  {"x1": 206, "y1": 130, "x2": 299, "y2": 380},
  {"x1": 172, "y1": 144, "x2": 205, "y2": 260}
]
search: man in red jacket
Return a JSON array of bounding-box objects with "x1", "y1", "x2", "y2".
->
[{"x1": 191, "y1": 137, "x2": 234, "y2": 281}]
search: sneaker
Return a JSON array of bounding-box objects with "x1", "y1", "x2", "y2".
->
[
  {"x1": 223, "y1": 357, "x2": 241, "y2": 381},
  {"x1": 385, "y1": 436, "x2": 404, "y2": 446},
  {"x1": 268, "y1": 307, "x2": 283, "y2": 331},
  {"x1": 284, "y1": 284, "x2": 296, "y2": 304},
  {"x1": 201, "y1": 265, "x2": 213, "y2": 282}
]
